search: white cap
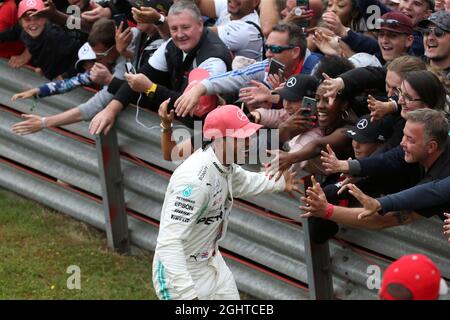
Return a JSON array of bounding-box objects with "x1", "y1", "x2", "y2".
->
[
  {"x1": 231, "y1": 55, "x2": 256, "y2": 71},
  {"x1": 348, "y1": 52, "x2": 382, "y2": 69},
  {"x1": 75, "y1": 42, "x2": 96, "y2": 70}
]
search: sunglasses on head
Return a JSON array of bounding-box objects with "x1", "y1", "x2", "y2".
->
[
  {"x1": 375, "y1": 18, "x2": 409, "y2": 27},
  {"x1": 422, "y1": 27, "x2": 447, "y2": 38},
  {"x1": 265, "y1": 44, "x2": 296, "y2": 53}
]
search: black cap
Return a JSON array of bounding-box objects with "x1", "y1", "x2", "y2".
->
[
  {"x1": 276, "y1": 74, "x2": 319, "y2": 102},
  {"x1": 346, "y1": 114, "x2": 393, "y2": 143}
]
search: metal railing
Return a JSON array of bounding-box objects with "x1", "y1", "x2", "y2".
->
[{"x1": 1, "y1": 59, "x2": 449, "y2": 300}]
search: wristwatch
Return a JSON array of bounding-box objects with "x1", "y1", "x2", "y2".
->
[{"x1": 155, "y1": 14, "x2": 165, "y2": 26}]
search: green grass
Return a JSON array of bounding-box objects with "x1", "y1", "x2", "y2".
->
[{"x1": 0, "y1": 189, "x2": 158, "y2": 300}]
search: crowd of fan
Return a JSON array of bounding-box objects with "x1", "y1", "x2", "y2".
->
[{"x1": 1, "y1": 0, "x2": 450, "y2": 300}]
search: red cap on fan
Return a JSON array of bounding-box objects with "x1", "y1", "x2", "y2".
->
[
  {"x1": 380, "y1": 254, "x2": 442, "y2": 300},
  {"x1": 184, "y1": 68, "x2": 217, "y2": 117},
  {"x1": 18, "y1": 0, "x2": 45, "y2": 18}
]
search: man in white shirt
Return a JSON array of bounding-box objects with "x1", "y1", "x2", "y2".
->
[{"x1": 196, "y1": 0, "x2": 264, "y2": 60}]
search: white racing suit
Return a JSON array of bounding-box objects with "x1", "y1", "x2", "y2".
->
[{"x1": 152, "y1": 146, "x2": 286, "y2": 300}]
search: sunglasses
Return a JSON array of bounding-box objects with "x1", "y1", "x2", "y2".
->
[
  {"x1": 422, "y1": 27, "x2": 447, "y2": 38},
  {"x1": 95, "y1": 45, "x2": 115, "y2": 57},
  {"x1": 265, "y1": 44, "x2": 296, "y2": 53},
  {"x1": 375, "y1": 18, "x2": 409, "y2": 27},
  {"x1": 394, "y1": 87, "x2": 422, "y2": 103}
]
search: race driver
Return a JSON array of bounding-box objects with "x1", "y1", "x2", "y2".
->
[{"x1": 152, "y1": 104, "x2": 302, "y2": 300}]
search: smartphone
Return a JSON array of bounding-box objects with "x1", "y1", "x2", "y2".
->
[
  {"x1": 301, "y1": 96, "x2": 317, "y2": 127},
  {"x1": 125, "y1": 62, "x2": 136, "y2": 74},
  {"x1": 113, "y1": 13, "x2": 128, "y2": 29},
  {"x1": 297, "y1": 0, "x2": 309, "y2": 7},
  {"x1": 268, "y1": 59, "x2": 285, "y2": 78},
  {"x1": 296, "y1": 0, "x2": 310, "y2": 28}
]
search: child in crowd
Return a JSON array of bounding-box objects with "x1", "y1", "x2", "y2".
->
[{"x1": 15, "y1": 0, "x2": 81, "y2": 79}]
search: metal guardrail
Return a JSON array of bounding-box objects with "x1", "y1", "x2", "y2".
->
[{"x1": 1, "y1": 59, "x2": 449, "y2": 299}]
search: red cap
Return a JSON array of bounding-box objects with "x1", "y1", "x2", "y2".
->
[
  {"x1": 380, "y1": 254, "x2": 441, "y2": 300},
  {"x1": 203, "y1": 105, "x2": 262, "y2": 140},
  {"x1": 377, "y1": 11, "x2": 414, "y2": 35},
  {"x1": 184, "y1": 68, "x2": 217, "y2": 118},
  {"x1": 18, "y1": 0, "x2": 45, "y2": 19}
]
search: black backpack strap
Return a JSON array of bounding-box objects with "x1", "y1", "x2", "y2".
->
[{"x1": 245, "y1": 21, "x2": 266, "y2": 60}]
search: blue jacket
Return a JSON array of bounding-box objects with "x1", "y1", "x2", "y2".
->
[
  {"x1": 378, "y1": 176, "x2": 450, "y2": 214},
  {"x1": 38, "y1": 71, "x2": 91, "y2": 98}
]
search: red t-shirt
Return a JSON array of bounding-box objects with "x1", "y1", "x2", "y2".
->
[{"x1": 0, "y1": 0, "x2": 25, "y2": 58}]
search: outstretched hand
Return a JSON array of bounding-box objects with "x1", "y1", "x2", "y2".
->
[
  {"x1": 11, "y1": 114, "x2": 45, "y2": 135},
  {"x1": 344, "y1": 183, "x2": 382, "y2": 220},
  {"x1": 321, "y1": 73, "x2": 344, "y2": 105},
  {"x1": 283, "y1": 170, "x2": 304, "y2": 197},
  {"x1": 11, "y1": 88, "x2": 39, "y2": 101},
  {"x1": 299, "y1": 176, "x2": 328, "y2": 218},
  {"x1": 265, "y1": 149, "x2": 294, "y2": 181},
  {"x1": 174, "y1": 84, "x2": 206, "y2": 117},
  {"x1": 320, "y1": 144, "x2": 349, "y2": 174},
  {"x1": 367, "y1": 95, "x2": 394, "y2": 122},
  {"x1": 158, "y1": 98, "x2": 174, "y2": 126}
]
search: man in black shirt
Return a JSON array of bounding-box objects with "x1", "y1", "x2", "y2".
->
[{"x1": 302, "y1": 109, "x2": 450, "y2": 230}]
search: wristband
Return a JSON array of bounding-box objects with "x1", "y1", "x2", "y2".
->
[
  {"x1": 155, "y1": 14, "x2": 165, "y2": 26},
  {"x1": 324, "y1": 203, "x2": 334, "y2": 220},
  {"x1": 41, "y1": 117, "x2": 47, "y2": 128},
  {"x1": 145, "y1": 83, "x2": 158, "y2": 97}
]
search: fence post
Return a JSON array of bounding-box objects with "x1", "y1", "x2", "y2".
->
[
  {"x1": 95, "y1": 126, "x2": 130, "y2": 254},
  {"x1": 302, "y1": 176, "x2": 334, "y2": 300}
]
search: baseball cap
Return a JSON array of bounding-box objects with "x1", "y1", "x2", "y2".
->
[
  {"x1": 18, "y1": 0, "x2": 45, "y2": 19},
  {"x1": 184, "y1": 68, "x2": 218, "y2": 118},
  {"x1": 203, "y1": 105, "x2": 263, "y2": 140},
  {"x1": 276, "y1": 74, "x2": 319, "y2": 102},
  {"x1": 74, "y1": 42, "x2": 96, "y2": 71},
  {"x1": 346, "y1": 114, "x2": 393, "y2": 143},
  {"x1": 380, "y1": 254, "x2": 448, "y2": 300},
  {"x1": 376, "y1": 11, "x2": 414, "y2": 35},
  {"x1": 348, "y1": 53, "x2": 382, "y2": 68},
  {"x1": 418, "y1": 10, "x2": 450, "y2": 32},
  {"x1": 232, "y1": 56, "x2": 256, "y2": 71}
]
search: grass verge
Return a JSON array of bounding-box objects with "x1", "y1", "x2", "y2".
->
[{"x1": 0, "y1": 189, "x2": 157, "y2": 300}]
